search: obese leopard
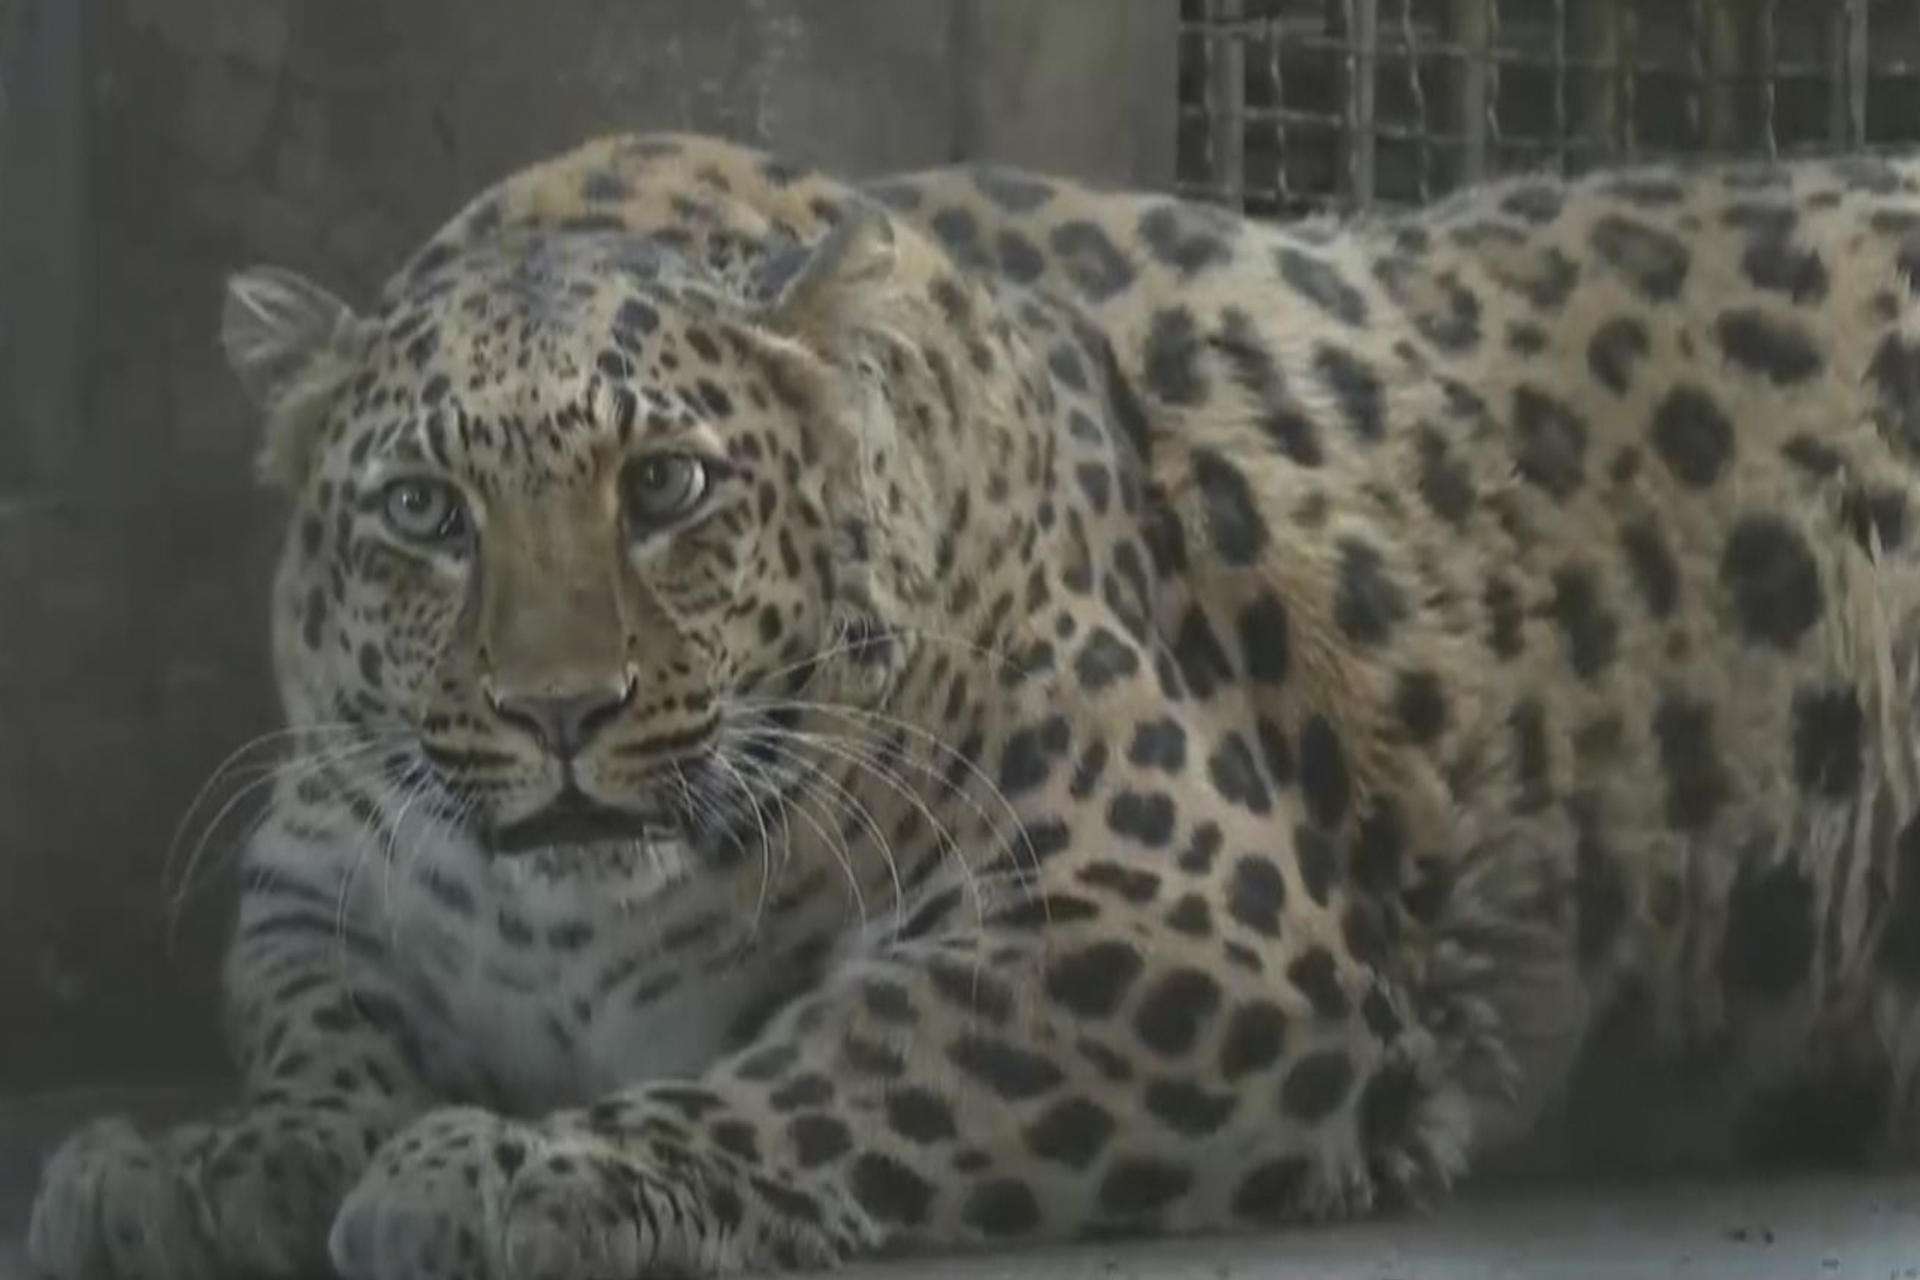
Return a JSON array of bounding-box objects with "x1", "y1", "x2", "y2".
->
[{"x1": 28, "y1": 132, "x2": 1920, "y2": 1279}]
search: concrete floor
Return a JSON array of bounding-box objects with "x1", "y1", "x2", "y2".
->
[{"x1": 4, "y1": 1088, "x2": 1919, "y2": 1279}]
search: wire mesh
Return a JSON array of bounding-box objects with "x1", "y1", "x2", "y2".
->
[{"x1": 1177, "y1": 0, "x2": 1920, "y2": 217}]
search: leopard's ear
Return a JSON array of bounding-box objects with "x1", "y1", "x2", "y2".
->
[
  {"x1": 757, "y1": 203, "x2": 897, "y2": 336},
  {"x1": 221, "y1": 266, "x2": 368, "y2": 489}
]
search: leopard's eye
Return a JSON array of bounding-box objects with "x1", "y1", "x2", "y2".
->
[
  {"x1": 381, "y1": 477, "x2": 469, "y2": 546},
  {"x1": 624, "y1": 454, "x2": 710, "y2": 534}
]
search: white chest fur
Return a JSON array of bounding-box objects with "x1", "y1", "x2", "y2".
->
[{"x1": 348, "y1": 830, "x2": 842, "y2": 1116}]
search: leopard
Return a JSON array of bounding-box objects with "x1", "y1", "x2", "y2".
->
[{"x1": 27, "y1": 129, "x2": 1920, "y2": 1280}]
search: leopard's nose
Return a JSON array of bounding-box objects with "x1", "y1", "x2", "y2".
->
[{"x1": 488, "y1": 677, "x2": 634, "y2": 758}]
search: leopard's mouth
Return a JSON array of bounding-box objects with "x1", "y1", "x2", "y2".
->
[
  {"x1": 486, "y1": 787, "x2": 672, "y2": 856},
  {"x1": 483, "y1": 735, "x2": 811, "y2": 863}
]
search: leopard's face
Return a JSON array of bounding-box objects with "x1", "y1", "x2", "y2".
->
[{"x1": 274, "y1": 230, "x2": 912, "y2": 865}]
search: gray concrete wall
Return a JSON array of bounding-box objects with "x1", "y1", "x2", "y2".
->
[
  {"x1": 0, "y1": 0, "x2": 89, "y2": 493},
  {"x1": 0, "y1": 0, "x2": 1175, "y2": 1090}
]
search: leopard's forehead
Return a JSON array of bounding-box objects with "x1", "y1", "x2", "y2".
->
[{"x1": 336, "y1": 231, "x2": 782, "y2": 490}]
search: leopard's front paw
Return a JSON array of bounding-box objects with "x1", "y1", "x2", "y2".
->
[
  {"x1": 28, "y1": 1111, "x2": 354, "y2": 1280},
  {"x1": 332, "y1": 1107, "x2": 745, "y2": 1280},
  {"x1": 28, "y1": 1117, "x2": 207, "y2": 1280},
  {"x1": 328, "y1": 1107, "x2": 512, "y2": 1280}
]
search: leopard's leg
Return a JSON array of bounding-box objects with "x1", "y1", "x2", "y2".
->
[
  {"x1": 29, "y1": 828, "x2": 436, "y2": 1279},
  {"x1": 330, "y1": 910, "x2": 1481, "y2": 1280}
]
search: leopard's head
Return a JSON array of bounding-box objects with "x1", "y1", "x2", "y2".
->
[{"x1": 223, "y1": 208, "x2": 959, "y2": 871}]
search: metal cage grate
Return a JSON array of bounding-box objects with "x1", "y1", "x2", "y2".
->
[{"x1": 1177, "y1": 0, "x2": 1920, "y2": 217}]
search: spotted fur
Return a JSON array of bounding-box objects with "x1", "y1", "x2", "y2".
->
[{"x1": 28, "y1": 133, "x2": 1920, "y2": 1279}]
